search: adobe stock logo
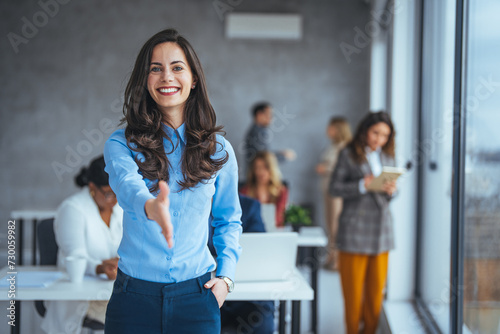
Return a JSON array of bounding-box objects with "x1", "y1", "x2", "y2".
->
[
  {"x1": 339, "y1": 1, "x2": 402, "y2": 64},
  {"x1": 212, "y1": 0, "x2": 244, "y2": 21},
  {"x1": 6, "y1": 0, "x2": 71, "y2": 54}
]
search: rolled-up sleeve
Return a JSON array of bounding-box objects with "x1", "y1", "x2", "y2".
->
[
  {"x1": 103, "y1": 130, "x2": 155, "y2": 222},
  {"x1": 211, "y1": 139, "x2": 243, "y2": 280}
]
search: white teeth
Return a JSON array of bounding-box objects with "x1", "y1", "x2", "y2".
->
[{"x1": 159, "y1": 88, "x2": 179, "y2": 93}]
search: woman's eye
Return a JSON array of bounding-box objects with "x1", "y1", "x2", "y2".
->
[
  {"x1": 173, "y1": 66, "x2": 183, "y2": 71},
  {"x1": 150, "y1": 67, "x2": 161, "y2": 73}
]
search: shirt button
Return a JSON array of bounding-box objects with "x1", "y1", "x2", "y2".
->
[
  {"x1": 173, "y1": 211, "x2": 179, "y2": 217},
  {"x1": 164, "y1": 274, "x2": 169, "y2": 278},
  {"x1": 166, "y1": 256, "x2": 171, "y2": 260}
]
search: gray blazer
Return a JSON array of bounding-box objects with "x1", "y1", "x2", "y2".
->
[{"x1": 329, "y1": 147, "x2": 395, "y2": 254}]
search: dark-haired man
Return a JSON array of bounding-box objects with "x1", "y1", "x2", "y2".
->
[{"x1": 243, "y1": 102, "x2": 296, "y2": 167}]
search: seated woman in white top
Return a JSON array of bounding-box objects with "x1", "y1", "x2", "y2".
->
[{"x1": 41, "y1": 155, "x2": 123, "y2": 334}]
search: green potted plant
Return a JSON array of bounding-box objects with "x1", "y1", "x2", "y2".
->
[{"x1": 285, "y1": 204, "x2": 312, "y2": 232}]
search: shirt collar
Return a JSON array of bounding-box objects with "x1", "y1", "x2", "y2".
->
[
  {"x1": 365, "y1": 146, "x2": 382, "y2": 155},
  {"x1": 162, "y1": 122, "x2": 187, "y2": 145}
]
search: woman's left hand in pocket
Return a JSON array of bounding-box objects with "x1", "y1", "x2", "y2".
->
[{"x1": 204, "y1": 278, "x2": 228, "y2": 308}]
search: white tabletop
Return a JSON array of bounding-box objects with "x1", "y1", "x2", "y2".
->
[
  {"x1": 0, "y1": 266, "x2": 313, "y2": 302},
  {"x1": 10, "y1": 210, "x2": 56, "y2": 220},
  {"x1": 273, "y1": 226, "x2": 328, "y2": 247},
  {"x1": 0, "y1": 266, "x2": 113, "y2": 301},
  {"x1": 297, "y1": 226, "x2": 328, "y2": 247}
]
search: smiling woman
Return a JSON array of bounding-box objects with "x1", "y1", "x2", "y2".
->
[
  {"x1": 103, "y1": 29, "x2": 242, "y2": 334},
  {"x1": 147, "y1": 43, "x2": 196, "y2": 123},
  {"x1": 121, "y1": 29, "x2": 227, "y2": 193}
]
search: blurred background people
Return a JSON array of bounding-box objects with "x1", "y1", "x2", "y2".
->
[
  {"x1": 244, "y1": 102, "x2": 296, "y2": 168},
  {"x1": 316, "y1": 117, "x2": 352, "y2": 270},
  {"x1": 240, "y1": 151, "x2": 288, "y2": 229},
  {"x1": 329, "y1": 111, "x2": 397, "y2": 334},
  {"x1": 41, "y1": 155, "x2": 123, "y2": 334}
]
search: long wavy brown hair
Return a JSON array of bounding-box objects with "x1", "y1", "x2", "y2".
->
[
  {"x1": 348, "y1": 111, "x2": 395, "y2": 163},
  {"x1": 121, "y1": 28, "x2": 228, "y2": 192}
]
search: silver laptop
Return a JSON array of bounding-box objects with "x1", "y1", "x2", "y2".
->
[{"x1": 234, "y1": 232, "x2": 298, "y2": 282}]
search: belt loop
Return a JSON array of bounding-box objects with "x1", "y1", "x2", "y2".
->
[
  {"x1": 121, "y1": 272, "x2": 130, "y2": 292},
  {"x1": 197, "y1": 275, "x2": 204, "y2": 291},
  {"x1": 198, "y1": 272, "x2": 210, "y2": 291},
  {"x1": 122, "y1": 276, "x2": 129, "y2": 292}
]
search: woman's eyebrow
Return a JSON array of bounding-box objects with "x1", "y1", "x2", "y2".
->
[{"x1": 150, "y1": 60, "x2": 186, "y2": 66}]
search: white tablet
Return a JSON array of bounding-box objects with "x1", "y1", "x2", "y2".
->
[{"x1": 366, "y1": 166, "x2": 406, "y2": 192}]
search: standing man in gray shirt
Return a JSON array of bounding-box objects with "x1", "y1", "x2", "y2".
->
[{"x1": 244, "y1": 102, "x2": 296, "y2": 168}]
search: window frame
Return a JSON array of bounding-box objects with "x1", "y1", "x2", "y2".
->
[{"x1": 413, "y1": 0, "x2": 467, "y2": 333}]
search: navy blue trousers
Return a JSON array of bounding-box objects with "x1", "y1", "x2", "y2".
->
[
  {"x1": 105, "y1": 269, "x2": 220, "y2": 334},
  {"x1": 221, "y1": 301, "x2": 275, "y2": 334}
]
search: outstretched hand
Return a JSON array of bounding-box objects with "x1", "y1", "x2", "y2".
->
[{"x1": 145, "y1": 181, "x2": 174, "y2": 248}]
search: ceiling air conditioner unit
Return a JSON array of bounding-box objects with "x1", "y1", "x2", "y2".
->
[{"x1": 225, "y1": 13, "x2": 302, "y2": 40}]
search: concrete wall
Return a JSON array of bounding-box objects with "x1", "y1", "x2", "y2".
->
[
  {"x1": 0, "y1": 0, "x2": 370, "y2": 332},
  {"x1": 0, "y1": 0, "x2": 370, "y2": 245},
  {"x1": 0, "y1": 0, "x2": 370, "y2": 227}
]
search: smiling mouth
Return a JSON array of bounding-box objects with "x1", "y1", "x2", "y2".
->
[{"x1": 158, "y1": 87, "x2": 180, "y2": 95}]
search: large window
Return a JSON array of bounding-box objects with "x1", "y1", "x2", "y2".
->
[
  {"x1": 415, "y1": 0, "x2": 500, "y2": 333},
  {"x1": 416, "y1": 0, "x2": 456, "y2": 332},
  {"x1": 462, "y1": 0, "x2": 500, "y2": 333}
]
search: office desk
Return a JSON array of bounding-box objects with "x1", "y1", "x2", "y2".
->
[
  {"x1": 297, "y1": 226, "x2": 328, "y2": 247},
  {"x1": 297, "y1": 226, "x2": 328, "y2": 334},
  {"x1": 1, "y1": 266, "x2": 313, "y2": 334},
  {"x1": 9, "y1": 212, "x2": 325, "y2": 332}
]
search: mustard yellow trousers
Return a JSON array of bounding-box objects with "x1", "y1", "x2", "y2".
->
[{"x1": 338, "y1": 251, "x2": 389, "y2": 334}]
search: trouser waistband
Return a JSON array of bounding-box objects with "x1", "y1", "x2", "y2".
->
[{"x1": 115, "y1": 268, "x2": 212, "y2": 298}]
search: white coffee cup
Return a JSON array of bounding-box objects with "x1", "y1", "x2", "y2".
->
[{"x1": 65, "y1": 256, "x2": 87, "y2": 283}]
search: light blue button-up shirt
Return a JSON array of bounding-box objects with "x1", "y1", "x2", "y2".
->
[{"x1": 103, "y1": 123, "x2": 242, "y2": 283}]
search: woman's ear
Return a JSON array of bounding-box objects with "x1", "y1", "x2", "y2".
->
[{"x1": 192, "y1": 77, "x2": 198, "y2": 89}]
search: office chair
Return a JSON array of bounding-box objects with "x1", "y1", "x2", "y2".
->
[{"x1": 36, "y1": 218, "x2": 105, "y2": 332}]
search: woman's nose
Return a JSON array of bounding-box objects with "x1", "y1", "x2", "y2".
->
[{"x1": 161, "y1": 69, "x2": 174, "y2": 82}]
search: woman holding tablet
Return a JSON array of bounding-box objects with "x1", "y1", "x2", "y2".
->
[
  {"x1": 329, "y1": 111, "x2": 397, "y2": 334},
  {"x1": 103, "y1": 28, "x2": 242, "y2": 334}
]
